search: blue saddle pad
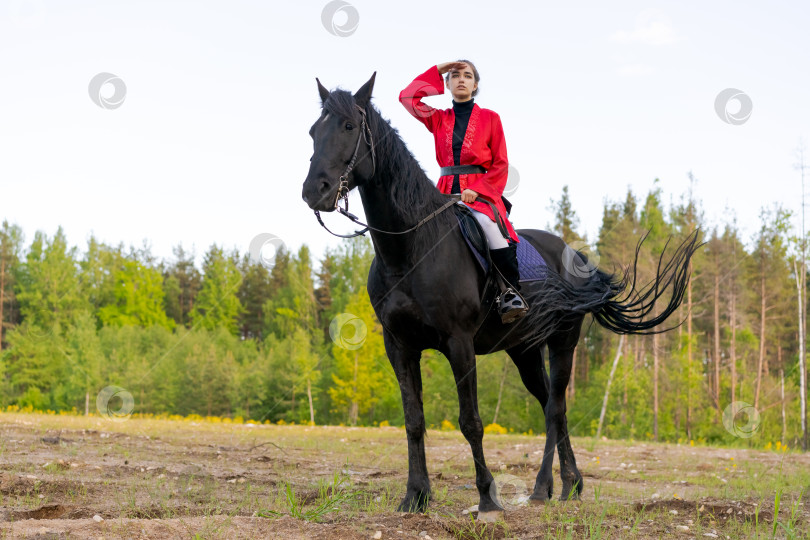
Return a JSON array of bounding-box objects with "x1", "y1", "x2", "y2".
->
[{"x1": 456, "y1": 214, "x2": 548, "y2": 282}]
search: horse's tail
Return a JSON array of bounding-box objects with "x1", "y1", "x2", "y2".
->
[
  {"x1": 587, "y1": 229, "x2": 702, "y2": 334},
  {"x1": 522, "y1": 229, "x2": 702, "y2": 347}
]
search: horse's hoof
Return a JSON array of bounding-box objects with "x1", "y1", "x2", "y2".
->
[
  {"x1": 396, "y1": 493, "x2": 430, "y2": 513},
  {"x1": 528, "y1": 496, "x2": 549, "y2": 506},
  {"x1": 530, "y1": 483, "x2": 553, "y2": 503},
  {"x1": 397, "y1": 502, "x2": 428, "y2": 513},
  {"x1": 560, "y1": 479, "x2": 584, "y2": 501},
  {"x1": 476, "y1": 510, "x2": 504, "y2": 523}
]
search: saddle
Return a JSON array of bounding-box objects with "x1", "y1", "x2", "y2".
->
[
  {"x1": 453, "y1": 204, "x2": 551, "y2": 333},
  {"x1": 455, "y1": 203, "x2": 490, "y2": 264},
  {"x1": 453, "y1": 204, "x2": 500, "y2": 333},
  {"x1": 454, "y1": 205, "x2": 550, "y2": 281}
]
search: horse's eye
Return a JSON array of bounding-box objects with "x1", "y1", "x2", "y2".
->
[{"x1": 345, "y1": 122, "x2": 354, "y2": 131}]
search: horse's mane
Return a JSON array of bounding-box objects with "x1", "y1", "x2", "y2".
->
[{"x1": 323, "y1": 90, "x2": 455, "y2": 253}]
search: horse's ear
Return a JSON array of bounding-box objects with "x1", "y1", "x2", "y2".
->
[
  {"x1": 353, "y1": 72, "x2": 376, "y2": 108},
  {"x1": 316, "y1": 77, "x2": 330, "y2": 106}
]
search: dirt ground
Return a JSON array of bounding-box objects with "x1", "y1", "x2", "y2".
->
[{"x1": 1, "y1": 412, "x2": 808, "y2": 539}]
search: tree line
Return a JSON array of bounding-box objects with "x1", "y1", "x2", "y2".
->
[{"x1": 0, "y1": 179, "x2": 807, "y2": 449}]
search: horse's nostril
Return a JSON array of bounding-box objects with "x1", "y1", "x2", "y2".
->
[{"x1": 319, "y1": 181, "x2": 330, "y2": 194}]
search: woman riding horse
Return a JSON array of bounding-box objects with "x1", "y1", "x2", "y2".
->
[
  {"x1": 399, "y1": 60, "x2": 528, "y2": 323},
  {"x1": 303, "y1": 70, "x2": 700, "y2": 520}
]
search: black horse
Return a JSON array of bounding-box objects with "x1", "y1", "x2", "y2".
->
[{"x1": 302, "y1": 73, "x2": 699, "y2": 520}]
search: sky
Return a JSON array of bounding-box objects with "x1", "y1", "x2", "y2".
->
[{"x1": 2, "y1": 0, "x2": 809, "y2": 269}]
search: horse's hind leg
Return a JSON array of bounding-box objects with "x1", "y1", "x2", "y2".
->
[
  {"x1": 555, "y1": 394, "x2": 583, "y2": 500},
  {"x1": 547, "y1": 339, "x2": 583, "y2": 501},
  {"x1": 506, "y1": 343, "x2": 555, "y2": 502},
  {"x1": 384, "y1": 331, "x2": 431, "y2": 512}
]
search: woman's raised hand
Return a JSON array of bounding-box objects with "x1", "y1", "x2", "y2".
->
[{"x1": 437, "y1": 61, "x2": 468, "y2": 75}]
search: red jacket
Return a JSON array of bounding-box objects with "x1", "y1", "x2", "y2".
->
[{"x1": 399, "y1": 65, "x2": 519, "y2": 243}]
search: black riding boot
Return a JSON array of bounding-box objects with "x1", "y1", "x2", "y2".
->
[{"x1": 489, "y1": 244, "x2": 529, "y2": 324}]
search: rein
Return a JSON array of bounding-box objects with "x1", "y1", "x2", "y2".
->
[
  {"x1": 316, "y1": 196, "x2": 462, "y2": 238},
  {"x1": 317, "y1": 191, "x2": 505, "y2": 239}
]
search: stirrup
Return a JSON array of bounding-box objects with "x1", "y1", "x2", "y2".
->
[{"x1": 498, "y1": 288, "x2": 529, "y2": 324}]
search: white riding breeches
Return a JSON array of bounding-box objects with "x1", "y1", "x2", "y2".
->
[{"x1": 456, "y1": 201, "x2": 510, "y2": 249}]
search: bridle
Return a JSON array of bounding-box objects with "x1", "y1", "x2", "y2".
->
[
  {"x1": 312, "y1": 104, "x2": 375, "y2": 238},
  {"x1": 313, "y1": 104, "x2": 459, "y2": 239}
]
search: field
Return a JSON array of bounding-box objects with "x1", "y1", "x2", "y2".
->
[{"x1": 1, "y1": 412, "x2": 808, "y2": 539}]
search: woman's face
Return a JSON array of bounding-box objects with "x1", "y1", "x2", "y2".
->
[{"x1": 446, "y1": 64, "x2": 477, "y2": 102}]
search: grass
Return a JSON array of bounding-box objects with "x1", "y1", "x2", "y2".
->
[
  {"x1": 443, "y1": 513, "x2": 511, "y2": 539},
  {"x1": 1, "y1": 410, "x2": 809, "y2": 538},
  {"x1": 256, "y1": 470, "x2": 356, "y2": 522}
]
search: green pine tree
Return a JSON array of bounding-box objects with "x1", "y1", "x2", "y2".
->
[{"x1": 191, "y1": 245, "x2": 243, "y2": 334}]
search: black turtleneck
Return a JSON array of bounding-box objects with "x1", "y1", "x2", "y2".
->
[{"x1": 451, "y1": 98, "x2": 474, "y2": 194}]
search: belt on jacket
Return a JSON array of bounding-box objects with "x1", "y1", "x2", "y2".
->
[
  {"x1": 439, "y1": 164, "x2": 514, "y2": 220},
  {"x1": 440, "y1": 165, "x2": 487, "y2": 176}
]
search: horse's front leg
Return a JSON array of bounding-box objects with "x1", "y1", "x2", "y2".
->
[
  {"x1": 384, "y1": 331, "x2": 430, "y2": 512},
  {"x1": 443, "y1": 335, "x2": 503, "y2": 521}
]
